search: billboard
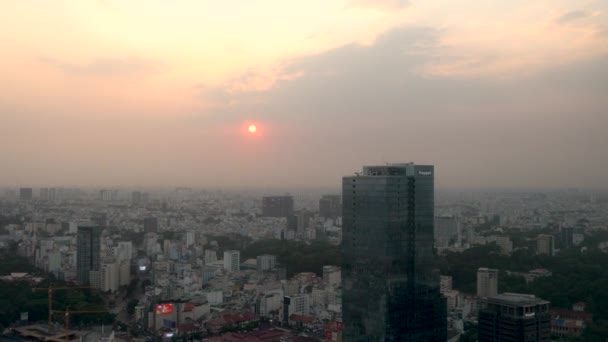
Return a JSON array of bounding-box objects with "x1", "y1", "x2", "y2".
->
[{"x1": 155, "y1": 303, "x2": 174, "y2": 315}]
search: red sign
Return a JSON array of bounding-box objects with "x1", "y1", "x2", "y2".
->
[
  {"x1": 336, "y1": 321, "x2": 343, "y2": 331},
  {"x1": 325, "y1": 330, "x2": 333, "y2": 340},
  {"x1": 155, "y1": 303, "x2": 174, "y2": 315}
]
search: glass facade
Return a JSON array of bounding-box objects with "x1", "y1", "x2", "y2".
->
[
  {"x1": 342, "y1": 163, "x2": 446, "y2": 341},
  {"x1": 76, "y1": 224, "x2": 102, "y2": 284}
]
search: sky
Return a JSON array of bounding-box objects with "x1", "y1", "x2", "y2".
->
[{"x1": 1, "y1": 0, "x2": 607, "y2": 189}]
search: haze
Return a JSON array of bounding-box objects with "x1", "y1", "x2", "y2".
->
[{"x1": 1, "y1": 0, "x2": 607, "y2": 189}]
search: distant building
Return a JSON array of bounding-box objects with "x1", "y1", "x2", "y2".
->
[
  {"x1": 440, "y1": 275, "x2": 453, "y2": 294},
  {"x1": 257, "y1": 289, "x2": 283, "y2": 317},
  {"x1": 143, "y1": 217, "x2": 158, "y2": 233},
  {"x1": 287, "y1": 211, "x2": 312, "y2": 233},
  {"x1": 205, "y1": 249, "x2": 218, "y2": 264},
  {"x1": 319, "y1": 195, "x2": 341, "y2": 219},
  {"x1": 132, "y1": 191, "x2": 149, "y2": 206},
  {"x1": 560, "y1": 227, "x2": 574, "y2": 249},
  {"x1": 223, "y1": 250, "x2": 240, "y2": 273},
  {"x1": 91, "y1": 212, "x2": 107, "y2": 229},
  {"x1": 39, "y1": 188, "x2": 49, "y2": 201},
  {"x1": 444, "y1": 290, "x2": 460, "y2": 311},
  {"x1": 262, "y1": 196, "x2": 294, "y2": 217},
  {"x1": 256, "y1": 254, "x2": 276, "y2": 272},
  {"x1": 550, "y1": 305, "x2": 592, "y2": 338},
  {"x1": 19, "y1": 188, "x2": 33, "y2": 201},
  {"x1": 287, "y1": 294, "x2": 311, "y2": 316},
  {"x1": 495, "y1": 236, "x2": 513, "y2": 255},
  {"x1": 99, "y1": 189, "x2": 112, "y2": 201},
  {"x1": 77, "y1": 224, "x2": 102, "y2": 284},
  {"x1": 478, "y1": 293, "x2": 551, "y2": 342},
  {"x1": 537, "y1": 234, "x2": 555, "y2": 256},
  {"x1": 477, "y1": 268, "x2": 498, "y2": 298},
  {"x1": 99, "y1": 261, "x2": 119, "y2": 292}
]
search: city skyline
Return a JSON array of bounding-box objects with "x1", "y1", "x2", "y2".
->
[{"x1": 1, "y1": 1, "x2": 607, "y2": 189}]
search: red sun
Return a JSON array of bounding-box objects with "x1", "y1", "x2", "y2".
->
[{"x1": 248, "y1": 124, "x2": 257, "y2": 133}]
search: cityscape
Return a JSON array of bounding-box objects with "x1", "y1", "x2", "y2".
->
[
  {"x1": 2, "y1": 171, "x2": 608, "y2": 341},
  {"x1": 2, "y1": 1, "x2": 608, "y2": 342}
]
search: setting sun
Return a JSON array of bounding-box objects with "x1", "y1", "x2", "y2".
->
[{"x1": 248, "y1": 125, "x2": 257, "y2": 133}]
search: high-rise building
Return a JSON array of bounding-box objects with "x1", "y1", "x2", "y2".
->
[
  {"x1": 560, "y1": 227, "x2": 574, "y2": 249},
  {"x1": 537, "y1": 234, "x2": 555, "y2": 256},
  {"x1": 319, "y1": 194, "x2": 341, "y2": 219},
  {"x1": 48, "y1": 188, "x2": 57, "y2": 202},
  {"x1": 342, "y1": 163, "x2": 446, "y2": 341},
  {"x1": 477, "y1": 268, "x2": 499, "y2": 298},
  {"x1": 39, "y1": 188, "x2": 49, "y2": 201},
  {"x1": 99, "y1": 189, "x2": 113, "y2": 201},
  {"x1": 223, "y1": 250, "x2": 240, "y2": 273},
  {"x1": 256, "y1": 254, "x2": 277, "y2": 272},
  {"x1": 287, "y1": 211, "x2": 312, "y2": 233},
  {"x1": 478, "y1": 293, "x2": 551, "y2": 342},
  {"x1": 77, "y1": 224, "x2": 102, "y2": 284},
  {"x1": 143, "y1": 217, "x2": 158, "y2": 233},
  {"x1": 262, "y1": 196, "x2": 294, "y2": 217},
  {"x1": 19, "y1": 188, "x2": 33, "y2": 201}
]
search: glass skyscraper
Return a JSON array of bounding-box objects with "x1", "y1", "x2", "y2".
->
[
  {"x1": 76, "y1": 224, "x2": 102, "y2": 284},
  {"x1": 342, "y1": 163, "x2": 446, "y2": 341}
]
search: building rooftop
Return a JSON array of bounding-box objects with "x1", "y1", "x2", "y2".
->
[{"x1": 489, "y1": 293, "x2": 550, "y2": 307}]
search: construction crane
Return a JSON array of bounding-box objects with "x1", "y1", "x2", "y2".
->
[
  {"x1": 32, "y1": 285, "x2": 93, "y2": 332},
  {"x1": 54, "y1": 306, "x2": 108, "y2": 342}
]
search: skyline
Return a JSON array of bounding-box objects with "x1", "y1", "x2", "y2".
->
[{"x1": 1, "y1": 0, "x2": 607, "y2": 188}]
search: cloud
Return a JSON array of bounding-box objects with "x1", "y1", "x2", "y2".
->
[
  {"x1": 556, "y1": 10, "x2": 591, "y2": 24},
  {"x1": 38, "y1": 57, "x2": 159, "y2": 76},
  {"x1": 348, "y1": 0, "x2": 410, "y2": 11},
  {"x1": 195, "y1": 26, "x2": 608, "y2": 188}
]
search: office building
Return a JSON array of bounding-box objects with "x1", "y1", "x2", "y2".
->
[
  {"x1": 256, "y1": 254, "x2": 277, "y2": 272},
  {"x1": 319, "y1": 194, "x2": 341, "y2": 219},
  {"x1": 100, "y1": 261, "x2": 119, "y2": 292},
  {"x1": 537, "y1": 234, "x2": 555, "y2": 256},
  {"x1": 262, "y1": 196, "x2": 294, "y2": 217},
  {"x1": 478, "y1": 293, "x2": 551, "y2": 342},
  {"x1": 143, "y1": 217, "x2": 158, "y2": 233},
  {"x1": 477, "y1": 268, "x2": 499, "y2": 298},
  {"x1": 99, "y1": 189, "x2": 112, "y2": 201},
  {"x1": 19, "y1": 188, "x2": 33, "y2": 201},
  {"x1": 77, "y1": 224, "x2": 102, "y2": 284},
  {"x1": 287, "y1": 211, "x2": 312, "y2": 233},
  {"x1": 342, "y1": 163, "x2": 446, "y2": 341},
  {"x1": 560, "y1": 227, "x2": 574, "y2": 249},
  {"x1": 223, "y1": 250, "x2": 240, "y2": 273}
]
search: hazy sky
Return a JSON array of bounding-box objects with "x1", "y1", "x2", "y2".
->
[{"x1": 1, "y1": 0, "x2": 607, "y2": 189}]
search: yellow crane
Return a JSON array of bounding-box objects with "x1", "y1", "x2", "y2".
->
[
  {"x1": 32, "y1": 285, "x2": 93, "y2": 332},
  {"x1": 54, "y1": 307, "x2": 108, "y2": 342}
]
